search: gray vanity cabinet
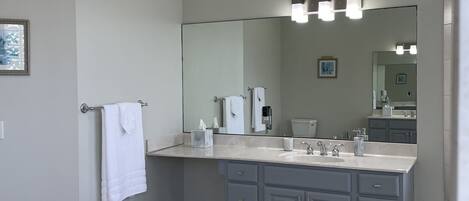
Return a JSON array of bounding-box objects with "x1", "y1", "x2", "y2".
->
[
  {"x1": 221, "y1": 161, "x2": 414, "y2": 201},
  {"x1": 368, "y1": 119, "x2": 417, "y2": 144},
  {"x1": 264, "y1": 187, "x2": 304, "y2": 201}
]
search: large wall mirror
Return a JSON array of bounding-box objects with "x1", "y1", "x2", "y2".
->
[{"x1": 183, "y1": 6, "x2": 418, "y2": 144}]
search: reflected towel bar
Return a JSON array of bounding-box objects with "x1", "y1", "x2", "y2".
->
[
  {"x1": 248, "y1": 87, "x2": 267, "y2": 91},
  {"x1": 214, "y1": 95, "x2": 246, "y2": 102},
  {"x1": 80, "y1": 100, "x2": 149, "y2": 113}
]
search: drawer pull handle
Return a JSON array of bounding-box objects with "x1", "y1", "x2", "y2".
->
[
  {"x1": 372, "y1": 184, "x2": 383, "y2": 188},
  {"x1": 236, "y1": 171, "x2": 245, "y2": 176}
]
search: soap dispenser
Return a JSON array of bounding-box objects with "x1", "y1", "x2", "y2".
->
[{"x1": 352, "y1": 128, "x2": 366, "y2": 156}]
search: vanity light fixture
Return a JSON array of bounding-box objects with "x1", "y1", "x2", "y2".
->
[
  {"x1": 318, "y1": 0, "x2": 335, "y2": 22},
  {"x1": 395, "y1": 43, "x2": 418, "y2": 55},
  {"x1": 291, "y1": 0, "x2": 364, "y2": 23},
  {"x1": 291, "y1": 0, "x2": 309, "y2": 23},
  {"x1": 345, "y1": 0, "x2": 363, "y2": 19}
]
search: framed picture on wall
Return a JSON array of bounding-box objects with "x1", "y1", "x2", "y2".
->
[
  {"x1": 396, "y1": 73, "x2": 408, "y2": 85},
  {"x1": 318, "y1": 57, "x2": 338, "y2": 78},
  {"x1": 0, "y1": 19, "x2": 30, "y2": 75}
]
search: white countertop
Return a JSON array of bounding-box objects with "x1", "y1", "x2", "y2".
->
[
  {"x1": 368, "y1": 115, "x2": 417, "y2": 120},
  {"x1": 148, "y1": 145, "x2": 416, "y2": 173}
]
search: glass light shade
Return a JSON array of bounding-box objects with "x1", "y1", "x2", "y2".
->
[
  {"x1": 318, "y1": 1, "x2": 335, "y2": 22},
  {"x1": 346, "y1": 0, "x2": 363, "y2": 19},
  {"x1": 410, "y1": 45, "x2": 418, "y2": 55},
  {"x1": 396, "y1": 45, "x2": 405, "y2": 55},
  {"x1": 296, "y1": 13, "x2": 309, "y2": 23},
  {"x1": 291, "y1": 3, "x2": 306, "y2": 22}
]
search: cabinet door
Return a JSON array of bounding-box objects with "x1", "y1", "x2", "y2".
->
[
  {"x1": 389, "y1": 130, "x2": 411, "y2": 143},
  {"x1": 409, "y1": 131, "x2": 417, "y2": 144},
  {"x1": 307, "y1": 192, "x2": 351, "y2": 201},
  {"x1": 264, "y1": 187, "x2": 304, "y2": 201},
  {"x1": 227, "y1": 183, "x2": 258, "y2": 201},
  {"x1": 368, "y1": 129, "x2": 387, "y2": 142}
]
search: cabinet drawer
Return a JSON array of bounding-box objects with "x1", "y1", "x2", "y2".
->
[
  {"x1": 389, "y1": 120, "x2": 416, "y2": 130},
  {"x1": 368, "y1": 129, "x2": 386, "y2": 142},
  {"x1": 264, "y1": 166, "x2": 352, "y2": 193},
  {"x1": 359, "y1": 174, "x2": 400, "y2": 197},
  {"x1": 227, "y1": 183, "x2": 258, "y2": 201},
  {"x1": 228, "y1": 162, "x2": 258, "y2": 183},
  {"x1": 369, "y1": 120, "x2": 387, "y2": 129},
  {"x1": 264, "y1": 187, "x2": 304, "y2": 201},
  {"x1": 389, "y1": 130, "x2": 411, "y2": 143},
  {"x1": 307, "y1": 191, "x2": 351, "y2": 201},
  {"x1": 359, "y1": 197, "x2": 396, "y2": 201}
]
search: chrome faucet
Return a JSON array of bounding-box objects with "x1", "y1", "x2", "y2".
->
[
  {"x1": 317, "y1": 141, "x2": 328, "y2": 156},
  {"x1": 331, "y1": 144, "x2": 345, "y2": 157},
  {"x1": 302, "y1": 142, "x2": 314, "y2": 155}
]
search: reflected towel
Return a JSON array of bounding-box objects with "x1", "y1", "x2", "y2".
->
[
  {"x1": 223, "y1": 96, "x2": 245, "y2": 134},
  {"x1": 251, "y1": 87, "x2": 266, "y2": 132}
]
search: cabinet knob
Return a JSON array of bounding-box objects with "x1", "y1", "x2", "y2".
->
[
  {"x1": 236, "y1": 171, "x2": 244, "y2": 176},
  {"x1": 372, "y1": 184, "x2": 383, "y2": 188}
]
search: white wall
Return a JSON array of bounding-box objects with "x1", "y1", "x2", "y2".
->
[
  {"x1": 76, "y1": 0, "x2": 184, "y2": 200},
  {"x1": 182, "y1": 0, "x2": 445, "y2": 201},
  {"x1": 280, "y1": 7, "x2": 416, "y2": 138},
  {"x1": 0, "y1": 0, "x2": 79, "y2": 200}
]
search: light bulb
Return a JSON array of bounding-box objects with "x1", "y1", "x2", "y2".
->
[
  {"x1": 410, "y1": 45, "x2": 417, "y2": 55},
  {"x1": 296, "y1": 14, "x2": 309, "y2": 23},
  {"x1": 291, "y1": 3, "x2": 305, "y2": 22},
  {"x1": 396, "y1": 45, "x2": 405, "y2": 55},
  {"x1": 318, "y1": 1, "x2": 335, "y2": 22},
  {"x1": 291, "y1": 3, "x2": 309, "y2": 23},
  {"x1": 346, "y1": 0, "x2": 363, "y2": 19}
]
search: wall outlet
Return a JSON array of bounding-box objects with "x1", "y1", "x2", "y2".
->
[{"x1": 0, "y1": 121, "x2": 4, "y2": 140}]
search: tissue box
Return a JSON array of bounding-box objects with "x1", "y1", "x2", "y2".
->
[{"x1": 190, "y1": 129, "x2": 213, "y2": 148}]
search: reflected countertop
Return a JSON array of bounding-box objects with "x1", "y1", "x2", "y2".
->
[
  {"x1": 148, "y1": 145, "x2": 416, "y2": 173},
  {"x1": 368, "y1": 115, "x2": 417, "y2": 120}
]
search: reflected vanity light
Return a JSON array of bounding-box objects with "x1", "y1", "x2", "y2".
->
[
  {"x1": 395, "y1": 43, "x2": 418, "y2": 55},
  {"x1": 345, "y1": 0, "x2": 363, "y2": 19},
  {"x1": 409, "y1": 45, "x2": 418, "y2": 55},
  {"x1": 396, "y1": 45, "x2": 405, "y2": 55},
  {"x1": 291, "y1": 0, "x2": 364, "y2": 23},
  {"x1": 318, "y1": 1, "x2": 335, "y2": 22},
  {"x1": 291, "y1": 2, "x2": 309, "y2": 23}
]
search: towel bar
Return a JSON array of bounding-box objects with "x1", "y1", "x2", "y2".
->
[{"x1": 80, "y1": 100, "x2": 148, "y2": 113}]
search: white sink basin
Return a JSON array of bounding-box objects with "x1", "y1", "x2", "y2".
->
[{"x1": 278, "y1": 152, "x2": 345, "y2": 163}]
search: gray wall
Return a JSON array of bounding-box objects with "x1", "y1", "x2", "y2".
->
[
  {"x1": 76, "y1": 0, "x2": 184, "y2": 200},
  {"x1": 182, "y1": 1, "x2": 445, "y2": 201},
  {"x1": 243, "y1": 19, "x2": 284, "y2": 134},
  {"x1": 280, "y1": 7, "x2": 416, "y2": 139},
  {"x1": 384, "y1": 64, "x2": 417, "y2": 102},
  {"x1": 0, "y1": 0, "x2": 79, "y2": 200},
  {"x1": 183, "y1": 21, "x2": 245, "y2": 131}
]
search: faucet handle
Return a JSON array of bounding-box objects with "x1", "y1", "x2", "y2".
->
[
  {"x1": 302, "y1": 141, "x2": 314, "y2": 155},
  {"x1": 331, "y1": 144, "x2": 345, "y2": 157}
]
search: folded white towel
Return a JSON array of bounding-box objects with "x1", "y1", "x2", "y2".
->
[
  {"x1": 118, "y1": 103, "x2": 141, "y2": 135},
  {"x1": 223, "y1": 96, "x2": 245, "y2": 134},
  {"x1": 251, "y1": 87, "x2": 266, "y2": 132},
  {"x1": 102, "y1": 104, "x2": 147, "y2": 201}
]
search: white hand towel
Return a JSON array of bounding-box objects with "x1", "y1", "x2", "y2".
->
[
  {"x1": 251, "y1": 87, "x2": 266, "y2": 132},
  {"x1": 223, "y1": 96, "x2": 245, "y2": 134},
  {"x1": 118, "y1": 103, "x2": 141, "y2": 135},
  {"x1": 102, "y1": 104, "x2": 147, "y2": 201}
]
